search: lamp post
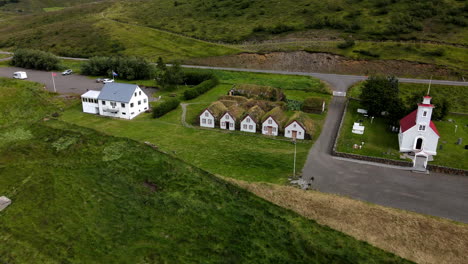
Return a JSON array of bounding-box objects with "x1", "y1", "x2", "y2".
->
[{"x1": 293, "y1": 139, "x2": 297, "y2": 177}]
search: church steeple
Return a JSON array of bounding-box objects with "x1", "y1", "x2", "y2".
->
[{"x1": 416, "y1": 95, "x2": 434, "y2": 129}]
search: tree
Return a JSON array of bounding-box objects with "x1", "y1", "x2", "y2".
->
[
  {"x1": 155, "y1": 59, "x2": 183, "y2": 90},
  {"x1": 406, "y1": 91, "x2": 450, "y2": 120},
  {"x1": 360, "y1": 75, "x2": 404, "y2": 121}
]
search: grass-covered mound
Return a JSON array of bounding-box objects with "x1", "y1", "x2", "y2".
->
[{"x1": 0, "y1": 121, "x2": 410, "y2": 263}]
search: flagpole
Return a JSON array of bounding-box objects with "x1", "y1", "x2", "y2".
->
[{"x1": 52, "y1": 72, "x2": 56, "y2": 93}]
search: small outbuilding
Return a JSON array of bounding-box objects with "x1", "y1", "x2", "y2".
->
[
  {"x1": 261, "y1": 107, "x2": 286, "y2": 136},
  {"x1": 220, "y1": 112, "x2": 236, "y2": 130},
  {"x1": 241, "y1": 105, "x2": 265, "y2": 133},
  {"x1": 284, "y1": 112, "x2": 315, "y2": 140},
  {"x1": 200, "y1": 109, "x2": 216, "y2": 128}
]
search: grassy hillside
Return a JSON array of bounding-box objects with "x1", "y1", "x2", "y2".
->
[
  {"x1": 0, "y1": 78, "x2": 412, "y2": 263},
  {"x1": 0, "y1": 0, "x2": 101, "y2": 12},
  {"x1": 106, "y1": 0, "x2": 468, "y2": 45},
  {"x1": 0, "y1": 2, "x2": 240, "y2": 59}
]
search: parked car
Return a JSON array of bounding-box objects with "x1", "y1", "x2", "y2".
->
[
  {"x1": 13, "y1": 71, "x2": 27, "y2": 79},
  {"x1": 102, "y1": 78, "x2": 114, "y2": 83},
  {"x1": 62, "y1": 69, "x2": 73, "y2": 75}
]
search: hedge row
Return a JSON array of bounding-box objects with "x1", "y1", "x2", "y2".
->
[
  {"x1": 183, "y1": 77, "x2": 219, "y2": 100},
  {"x1": 302, "y1": 97, "x2": 325, "y2": 113},
  {"x1": 152, "y1": 98, "x2": 180, "y2": 118},
  {"x1": 11, "y1": 48, "x2": 60, "y2": 71},
  {"x1": 81, "y1": 56, "x2": 154, "y2": 80}
]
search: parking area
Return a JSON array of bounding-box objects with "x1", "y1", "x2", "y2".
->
[{"x1": 0, "y1": 67, "x2": 158, "y2": 100}]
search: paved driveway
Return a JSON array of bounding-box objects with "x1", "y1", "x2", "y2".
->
[{"x1": 0, "y1": 67, "x2": 157, "y2": 99}]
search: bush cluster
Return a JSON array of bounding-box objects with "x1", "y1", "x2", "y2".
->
[
  {"x1": 81, "y1": 56, "x2": 154, "y2": 80},
  {"x1": 302, "y1": 97, "x2": 325, "y2": 113},
  {"x1": 337, "y1": 39, "x2": 355, "y2": 49},
  {"x1": 152, "y1": 98, "x2": 180, "y2": 118},
  {"x1": 183, "y1": 77, "x2": 219, "y2": 100},
  {"x1": 182, "y1": 71, "x2": 215, "y2": 85},
  {"x1": 11, "y1": 48, "x2": 60, "y2": 71}
]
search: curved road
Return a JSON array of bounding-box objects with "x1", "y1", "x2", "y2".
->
[{"x1": 1, "y1": 57, "x2": 467, "y2": 222}]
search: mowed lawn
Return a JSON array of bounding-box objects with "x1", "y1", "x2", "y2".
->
[
  {"x1": 61, "y1": 71, "x2": 330, "y2": 183},
  {"x1": 337, "y1": 100, "x2": 468, "y2": 170}
]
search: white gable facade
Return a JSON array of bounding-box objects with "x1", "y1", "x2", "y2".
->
[
  {"x1": 240, "y1": 115, "x2": 256, "y2": 133},
  {"x1": 284, "y1": 121, "x2": 305, "y2": 140},
  {"x1": 200, "y1": 109, "x2": 215, "y2": 128},
  {"x1": 81, "y1": 90, "x2": 100, "y2": 114},
  {"x1": 98, "y1": 85, "x2": 148, "y2": 120},
  {"x1": 220, "y1": 112, "x2": 235, "y2": 130},
  {"x1": 262, "y1": 116, "x2": 279, "y2": 136},
  {"x1": 398, "y1": 96, "x2": 440, "y2": 156}
]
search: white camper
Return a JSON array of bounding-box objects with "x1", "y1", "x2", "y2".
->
[{"x1": 13, "y1": 71, "x2": 27, "y2": 80}]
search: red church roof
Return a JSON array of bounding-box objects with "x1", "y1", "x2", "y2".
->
[{"x1": 399, "y1": 110, "x2": 440, "y2": 136}]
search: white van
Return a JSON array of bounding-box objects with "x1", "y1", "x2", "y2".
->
[{"x1": 13, "y1": 71, "x2": 27, "y2": 79}]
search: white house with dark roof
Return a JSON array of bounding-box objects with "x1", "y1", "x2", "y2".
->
[
  {"x1": 262, "y1": 116, "x2": 279, "y2": 136},
  {"x1": 220, "y1": 112, "x2": 236, "y2": 130},
  {"x1": 81, "y1": 83, "x2": 149, "y2": 120},
  {"x1": 399, "y1": 95, "x2": 440, "y2": 169},
  {"x1": 240, "y1": 114, "x2": 257, "y2": 133},
  {"x1": 284, "y1": 120, "x2": 305, "y2": 140},
  {"x1": 81, "y1": 90, "x2": 100, "y2": 114},
  {"x1": 200, "y1": 109, "x2": 215, "y2": 128}
]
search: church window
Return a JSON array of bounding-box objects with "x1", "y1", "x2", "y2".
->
[
  {"x1": 418, "y1": 125, "x2": 426, "y2": 131},
  {"x1": 423, "y1": 111, "x2": 427, "y2": 117}
]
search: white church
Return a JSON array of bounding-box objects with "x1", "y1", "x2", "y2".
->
[
  {"x1": 398, "y1": 95, "x2": 440, "y2": 169},
  {"x1": 81, "y1": 83, "x2": 149, "y2": 120}
]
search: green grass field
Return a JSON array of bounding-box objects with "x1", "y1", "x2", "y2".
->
[
  {"x1": 337, "y1": 100, "x2": 468, "y2": 170},
  {"x1": 61, "y1": 70, "x2": 330, "y2": 183}
]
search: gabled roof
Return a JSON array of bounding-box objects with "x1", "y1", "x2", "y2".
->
[
  {"x1": 81, "y1": 90, "x2": 100, "y2": 99},
  {"x1": 241, "y1": 114, "x2": 256, "y2": 124},
  {"x1": 285, "y1": 120, "x2": 306, "y2": 131},
  {"x1": 221, "y1": 111, "x2": 235, "y2": 121},
  {"x1": 98, "y1": 83, "x2": 139, "y2": 103},
  {"x1": 199, "y1": 108, "x2": 215, "y2": 118},
  {"x1": 262, "y1": 115, "x2": 280, "y2": 127},
  {"x1": 399, "y1": 109, "x2": 440, "y2": 136}
]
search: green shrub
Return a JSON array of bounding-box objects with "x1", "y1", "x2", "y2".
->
[
  {"x1": 337, "y1": 39, "x2": 355, "y2": 49},
  {"x1": 182, "y1": 71, "x2": 215, "y2": 85},
  {"x1": 81, "y1": 56, "x2": 154, "y2": 80},
  {"x1": 286, "y1": 99, "x2": 302, "y2": 111},
  {"x1": 183, "y1": 77, "x2": 219, "y2": 100},
  {"x1": 302, "y1": 97, "x2": 325, "y2": 113},
  {"x1": 11, "y1": 48, "x2": 60, "y2": 71},
  {"x1": 152, "y1": 98, "x2": 180, "y2": 118}
]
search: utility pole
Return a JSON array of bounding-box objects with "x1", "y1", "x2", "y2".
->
[{"x1": 293, "y1": 139, "x2": 297, "y2": 177}]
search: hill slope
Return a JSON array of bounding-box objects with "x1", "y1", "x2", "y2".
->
[{"x1": 0, "y1": 78, "x2": 412, "y2": 262}]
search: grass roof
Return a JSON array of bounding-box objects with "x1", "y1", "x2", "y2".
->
[
  {"x1": 226, "y1": 104, "x2": 245, "y2": 120},
  {"x1": 207, "y1": 101, "x2": 228, "y2": 118},
  {"x1": 218, "y1": 95, "x2": 248, "y2": 104},
  {"x1": 232, "y1": 84, "x2": 285, "y2": 101},
  {"x1": 244, "y1": 105, "x2": 265, "y2": 123},
  {"x1": 287, "y1": 111, "x2": 316, "y2": 135},
  {"x1": 262, "y1": 106, "x2": 287, "y2": 126}
]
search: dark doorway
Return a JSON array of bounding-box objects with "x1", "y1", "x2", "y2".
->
[
  {"x1": 415, "y1": 138, "x2": 423, "y2": 150},
  {"x1": 292, "y1": 131, "x2": 297, "y2": 139}
]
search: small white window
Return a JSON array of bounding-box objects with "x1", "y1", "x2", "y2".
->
[
  {"x1": 268, "y1": 119, "x2": 272, "y2": 124},
  {"x1": 243, "y1": 124, "x2": 247, "y2": 129},
  {"x1": 122, "y1": 112, "x2": 126, "y2": 115},
  {"x1": 249, "y1": 125, "x2": 253, "y2": 130},
  {"x1": 139, "y1": 91, "x2": 141, "y2": 95},
  {"x1": 121, "y1": 103, "x2": 125, "y2": 107},
  {"x1": 102, "y1": 101, "x2": 106, "y2": 105},
  {"x1": 287, "y1": 130, "x2": 290, "y2": 134},
  {"x1": 299, "y1": 132, "x2": 302, "y2": 135},
  {"x1": 226, "y1": 115, "x2": 229, "y2": 120},
  {"x1": 272, "y1": 127, "x2": 276, "y2": 132},
  {"x1": 143, "y1": 99, "x2": 147, "y2": 103},
  {"x1": 264, "y1": 126, "x2": 267, "y2": 131},
  {"x1": 247, "y1": 118, "x2": 250, "y2": 123},
  {"x1": 423, "y1": 111, "x2": 427, "y2": 117},
  {"x1": 205, "y1": 112, "x2": 209, "y2": 117},
  {"x1": 202, "y1": 119, "x2": 206, "y2": 124},
  {"x1": 208, "y1": 119, "x2": 212, "y2": 124},
  {"x1": 138, "y1": 100, "x2": 141, "y2": 105},
  {"x1": 293, "y1": 124, "x2": 296, "y2": 128},
  {"x1": 419, "y1": 125, "x2": 426, "y2": 131},
  {"x1": 135, "y1": 92, "x2": 137, "y2": 97},
  {"x1": 130, "y1": 103, "x2": 134, "y2": 107}
]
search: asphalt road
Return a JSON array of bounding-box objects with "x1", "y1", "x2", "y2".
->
[{"x1": 1, "y1": 63, "x2": 467, "y2": 222}]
